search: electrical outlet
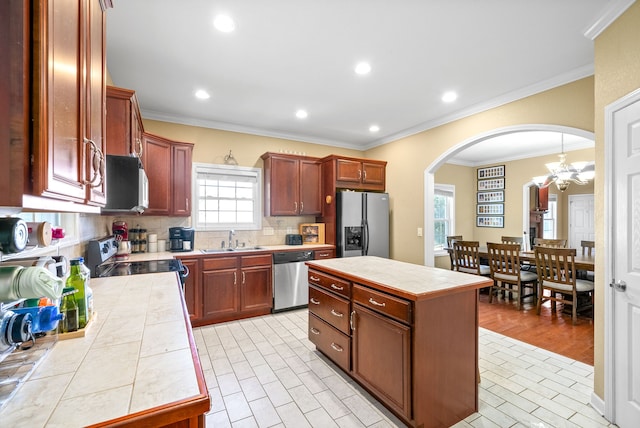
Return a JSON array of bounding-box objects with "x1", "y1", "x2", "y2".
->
[
  {"x1": 263, "y1": 227, "x2": 274, "y2": 236},
  {"x1": 417, "y1": 227, "x2": 423, "y2": 237},
  {"x1": 286, "y1": 227, "x2": 294, "y2": 234}
]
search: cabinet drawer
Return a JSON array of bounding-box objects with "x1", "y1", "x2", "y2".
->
[
  {"x1": 314, "y1": 249, "x2": 335, "y2": 259},
  {"x1": 309, "y1": 285, "x2": 350, "y2": 334},
  {"x1": 309, "y1": 313, "x2": 350, "y2": 372},
  {"x1": 202, "y1": 257, "x2": 238, "y2": 270},
  {"x1": 352, "y1": 284, "x2": 412, "y2": 325},
  {"x1": 240, "y1": 254, "x2": 272, "y2": 267},
  {"x1": 308, "y1": 269, "x2": 351, "y2": 298}
]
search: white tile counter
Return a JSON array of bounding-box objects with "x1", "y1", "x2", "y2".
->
[{"x1": 0, "y1": 272, "x2": 209, "y2": 427}]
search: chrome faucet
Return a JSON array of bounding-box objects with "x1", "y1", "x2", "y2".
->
[{"x1": 228, "y1": 229, "x2": 236, "y2": 249}]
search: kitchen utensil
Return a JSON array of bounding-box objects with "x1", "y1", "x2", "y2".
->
[{"x1": 0, "y1": 218, "x2": 29, "y2": 253}]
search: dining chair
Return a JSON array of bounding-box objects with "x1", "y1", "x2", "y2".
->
[
  {"x1": 446, "y1": 235, "x2": 463, "y2": 270},
  {"x1": 533, "y1": 246, "x2": 594, "y2": 325},
  {"x1": 487, "y1": 242, "x2": 537, "y2": 310},
  {"x1": 452, "y1": 240, "x2": 490, "y2": 277},
  {"x1": 578, "y1": 240, "x2": 595, "y2": 281},
  {"x1": 533, "y1": 238, "x2": 567, "y2": 248}
]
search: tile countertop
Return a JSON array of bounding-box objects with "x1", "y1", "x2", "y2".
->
[
  {"x1": 0, "y1": 272, "x2": 209, "y2": 427},
  {"x1": 306, "y1": 256, "x2": 492, "y2": 301}
]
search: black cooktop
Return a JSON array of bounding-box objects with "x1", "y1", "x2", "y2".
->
[{"x1": 95, "y1": 259, "x2": 183, "y2": 277}]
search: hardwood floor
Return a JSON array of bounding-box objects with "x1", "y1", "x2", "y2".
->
[{"x1": 478, "y1": 290, "x2": 594, "y2": 365}]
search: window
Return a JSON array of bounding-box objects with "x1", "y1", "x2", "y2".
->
[
  {"x1": 434, "y1": 184, "x2": 455, "y2": 252},
  {"x1": 192, "y1": 163, "x2": 262, "y2": 231},
  {"x1": 542, "y1": 194, "x2": 558, "y2": 238}
]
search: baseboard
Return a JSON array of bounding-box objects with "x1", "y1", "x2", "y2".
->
[{"x1": 590, "y1": 391, "x2": 606, "y2": 418}]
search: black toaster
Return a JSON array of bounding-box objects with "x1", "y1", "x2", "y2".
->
[{"x1": 285, "y1": 234, "x2": 303, "y2": 245}]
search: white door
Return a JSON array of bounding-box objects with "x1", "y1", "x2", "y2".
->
[
  {"x1": 568, "y1": 194, "x2": 594, "y2": 249},
  {"x1": 608, "y1": 89, "x2": 640, "y2": 427}
]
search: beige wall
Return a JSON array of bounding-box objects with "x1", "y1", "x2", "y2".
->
[
  {"x1": 366, "y1": 77, "x2": 594, "y2": 265},
  {"x1": 593, "y1": 1, "x2": 640, "y2": 401}
]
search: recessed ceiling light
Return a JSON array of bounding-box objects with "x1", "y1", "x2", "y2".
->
[
  {"x1": 442, "y1": 91, "x2": 458, "y2": 103},
  {"x1": 355, "y1": 62, "x2": 371, "y2": 75},
  {"x1": 214, "y1": 14, "x2": 236, "y2": 33},
  {"x1": 296, "y1": 109, "x2": 308, "y2": 119},
  {"x1": 369, "y1": 125, "x2": 380, "y2": 133},
  {"x1": 195, "y1": 89, "x2": 210, "y2": 100}
]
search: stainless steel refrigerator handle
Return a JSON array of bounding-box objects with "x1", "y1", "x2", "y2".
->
[{"x1": 363, "y1": 219, "x2": 369, "y2": 255}]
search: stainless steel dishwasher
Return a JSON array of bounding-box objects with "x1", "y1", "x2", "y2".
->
[{"x1": 273, "y1": 250, "x2": 314, "y2": 312}]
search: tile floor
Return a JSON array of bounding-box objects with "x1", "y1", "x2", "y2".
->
[{"x1": 193, "y1": 309, "x2": 616, "y2": 428}]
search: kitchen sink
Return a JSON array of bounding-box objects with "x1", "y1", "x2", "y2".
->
[{"x1": 201, "y1": 246, "x2": 265, "y2": 254}]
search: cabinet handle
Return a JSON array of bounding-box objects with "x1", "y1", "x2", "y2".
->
[
  {"x1": 186, "y1": 198, "x2": 189, "y2": 211},
  {"x1": 350, "y1": 310, "x2": 355, "y2": 331},
  {"x1": 330, "y1": 309, "x2": 343, "y2": 318},
  {"x1": 242, "y1": 271, "x2": 246, "y2": 284},
  {"x1": 369, "y1": 298, "x2": 386, "y2": 307},
  {"x1": 310, "y1": 275, "x2": 320, "y2": 282},
  {"x1": 310, "y1": 327, "x2": 320, "y2": 335},
  {"x1": 136, "y1": 138, "x2": 143, "y2": 158},
  {"x1": 300, "y1": 201, "x2": 304, "y2": 213},
  {"x1": 83, "y1": 138, "x2": 105, "y2": 188},
  {"x1": 330, "y1": 283, "x2": 344, "y2": 291},
  {"x1": 330, "y1": 343, "x2": 343, "y2": 352},
  {"x1": 310, "y1": 297, "x2": 320, "y2": 305},
  {"x1": 233, "y1": 271, "x2": 237, "y2": 285},
  {"x1": 363, "y1": 170, "x2": 367, "y2": 180},
  {"x1": 294, "y1": 201, "x2": 298, "y2": 213},
  {"x1": 318, "y1": 253, "x2": 330, "y2": 258},
  {"x1": 358, "y1": 169, "x2": 362, "y2": 180}
]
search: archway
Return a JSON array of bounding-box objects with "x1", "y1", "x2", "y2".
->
[{"x1": 423, "y1": 124, "x2": 595, "y2": 266}]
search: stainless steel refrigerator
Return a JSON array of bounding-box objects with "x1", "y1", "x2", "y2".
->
[{"x1": 336, "y1": 191, "x2": 389, "y2": 258}]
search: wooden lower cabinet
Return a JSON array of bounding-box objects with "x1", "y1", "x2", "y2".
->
[
  {"x1": 352, "y1": 303, "x2": 411, "y2": 419},
  {"x1": 180, "y1": 258, "x2": 201, "y2": 322},
  {"x1": 307, "y1": 265, "x2": 480, "y2": 428},
  {"x1": 196, "y1": 254, "x2": 272, "y2": 326}
]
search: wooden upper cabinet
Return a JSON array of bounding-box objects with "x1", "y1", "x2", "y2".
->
[
  {"x1": 172, "y1": 142, "x2": 193, "y2": 216},
  {"x1": 1, "y1": 0, "x2": 109, "y2": 212},
  {"x1": 261, "y1": 152, "x2": 322, "y2": 216},
  {"x1": 142, "y1": 133, "x2": 193, "y2": 216},
  {"x1": 105, "y1": 86, "x2": 144, "y2": 157},
  {"x1": 325, "y1": 155, "x2": 387, "y2": 191}
]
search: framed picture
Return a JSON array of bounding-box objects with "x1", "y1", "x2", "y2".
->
[
  {"x1": 477, "y1": 190, "x2": 504, "y2": 203},
  {"x1": 477, "y1": 203, "x2": 504, "y2": 215},
  {"x1": 478, "y1": 177, "x2": 505, "y2": 191},
  {"x1": 477, "y1": 165, "x2": 505, "y2": 179},
  {"x1": 477, "y1": 216, "x2": 504, "y2": 228}
]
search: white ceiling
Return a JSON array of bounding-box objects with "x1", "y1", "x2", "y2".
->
[{"x1": 105, "y1": 0, "x2": 612, "y2": 162}]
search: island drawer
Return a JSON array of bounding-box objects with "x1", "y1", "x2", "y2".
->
[
  {"x1": 309, "y1": 313, "x2": 350, "y2": 372},
  {"x1": 308, "y1": 269, "x2": 351, "y2": 298},
  {"x1": 353, "y1": 284, "x2": 412, "y2": 325},
  {"x1": 309, "y1": 285, "x2": 350, "y2": 334},
  {"x1": 202, "y1": 256, "x2": 238, "y2": 270}
]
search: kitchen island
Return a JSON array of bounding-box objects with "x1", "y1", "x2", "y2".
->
[
  {"x1": 0, "y1": 272, "x2": 209, "y2": 427},
  {"x1": 306, "y1": 256, "x2": 492, "y2": 428}
]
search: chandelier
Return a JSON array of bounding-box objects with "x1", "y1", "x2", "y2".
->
[{"x1": 532, "y1": 134, "x2": 595, "y2": 192}]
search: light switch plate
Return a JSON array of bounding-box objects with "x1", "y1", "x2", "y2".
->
[{"x1": 417, "y1": 227, "x2": 423, "y2": 237}]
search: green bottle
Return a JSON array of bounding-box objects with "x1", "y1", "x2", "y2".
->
[
  {"x1": 67, "y1": 259, "x2": 87, "y2": 328},
  {"x1": 60, "y1": 287, "x2": 79, "y2": 333}
]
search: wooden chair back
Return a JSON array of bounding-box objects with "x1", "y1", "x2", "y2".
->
[
  {"x1": 581, "y1": 240, "x2": 595, "y2": 256},
  {"x1": 533, "y1": 245, "x2": 594, "y2": 324},
  {"x1": 501, "y1": 236, "x2": 523, "y2": 249},
  {"x1": 487, "y1": 242, "x2": 536, "y2": 309},
  {"x1": 452, "y1": 240, "x2": 490, "y2": 276},
  {"x1": 446, "y1": 235, "x2": 462, "y2": 270},
  {"x1": 533, "y1": 238, "x2": 567, "y2": 248}
]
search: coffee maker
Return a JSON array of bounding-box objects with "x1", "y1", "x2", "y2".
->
[{"x1": 169, "y1": 227, "x2": 195, "y2": 252}]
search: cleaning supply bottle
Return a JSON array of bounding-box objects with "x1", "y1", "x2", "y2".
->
[
  {"x1": 77, "y1": 257, "x2": 93, "y2": 322},
  {"x1": 59, "y1": 287, "x2": 78, "y2": 333},
  {"x1": 66, "y1": 259, "x2": 87, "y2": 328}
]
